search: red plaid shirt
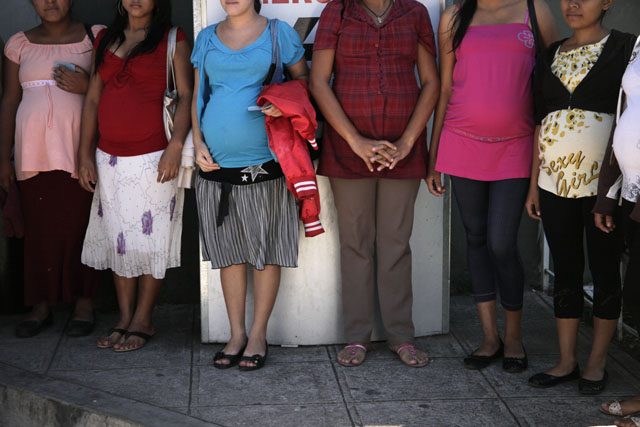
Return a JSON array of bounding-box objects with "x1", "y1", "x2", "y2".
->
[{"x1": 314, "y1": 0, "x2": 436, "y2": 179}]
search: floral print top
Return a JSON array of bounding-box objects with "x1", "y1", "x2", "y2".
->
[{"x1": 538, "y1": 35, "x2": 614, "y2": 198}]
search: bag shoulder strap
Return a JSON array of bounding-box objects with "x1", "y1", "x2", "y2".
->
[
  {"x1": 527, "y1": 0, "x2": 543, "y2": 58},
  {"x1": 262, "y1": 19, "x2": 284, "y2": 86},
  {"x1": 84, "y1": 24, "x2": 95, "y2": 44},
  {"x1": 166, "y1": 26, "x2": 178, "y2": 91}
]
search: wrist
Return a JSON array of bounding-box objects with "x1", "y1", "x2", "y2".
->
[
  {"x1": 168, "y1": 137, "x2": 185, "y2": 147},
  {"x1": 397, "y1": 134, "x2": 416, "y2": 149},
  {"x1": 344, "y1": 131, "x2": 362, "y2": 148}
]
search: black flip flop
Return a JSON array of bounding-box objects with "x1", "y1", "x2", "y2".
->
[
  {"x1": 238, "y1": 342, "x2": 269, "y2": 371},
  {"x1": 114, "y1": 331, "x2": 154, "y2": 353},
  {"x1": 97, "y1": 327, "x2": 128, "y2": 349},
  {"x1": 213, "y1": 346, "x2": 247, "y2": 370}
]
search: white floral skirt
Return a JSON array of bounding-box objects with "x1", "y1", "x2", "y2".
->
[{"x1": 81, "y1": 148, "x2": 184, "y2": 279}]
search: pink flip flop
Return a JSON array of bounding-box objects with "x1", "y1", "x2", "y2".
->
[
  {"x1": 395, "y1": 344, "x2": 429, "y2": 368},
  {"x1": 338, "y1": 344, "x2": 367, "y2": 367}
]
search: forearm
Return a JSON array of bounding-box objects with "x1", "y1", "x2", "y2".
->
[
  {"x1": 310, "y1": 80, "x2": 361, "y2": 147},
  {"x1": 78, "y1": 100, "x2": 99, "y2": 159},
  {"x1": 0, "y1": 105, "x2": 17, "y2": 162},
  {"x1": 427, "y1": 88, "x2": 451, "y2": 171},
  {"x1": 170, "y1": 89, "x2": 193, "y2": 146},
  {"x1": 529, "y1": 125, "x2": 542, "y2": 189},
  {"x1": 400, "y1": 79, "x2": 440, "y2": 148},
  {"x1": 191, "y1": 67, "x2": 208, "y2": 147}
]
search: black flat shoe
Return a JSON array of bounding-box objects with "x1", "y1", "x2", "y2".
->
[
  {"x1": 528, "y1": 364, "x2": 580, "y2": 388},
  {"x1": 464, "y1": 340, "x2": 504, "y2": 370},
  {"x1": 503, "y1": 348, "x2": 528, "y2": 374},
  {"x1": 15, "y1": 311, "x2": 53, "y2": 338},
  {"x1": 66, "y1": 313, "x2": 96, "y2": 337},
  {"x1": 579, "y1": 370, "x2": 608, "y2": 395},
  {"x1": 238, "y1": 342, "x2": 269, "y2": 371},
  {"x1": 213, "y1": 345, "x2": 247, "y2": 370}
]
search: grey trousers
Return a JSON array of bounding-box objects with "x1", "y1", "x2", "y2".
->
[{"x1": 330, "y1": 177, "x2": 421, "y2": 346}]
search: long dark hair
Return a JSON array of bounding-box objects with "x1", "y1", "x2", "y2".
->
[
  {"x1": 451, "y1": 0, "x2": 476, "y2": 52},
  {"x1": 94, "y1": 0, "x2": 172, "y2": 72}
]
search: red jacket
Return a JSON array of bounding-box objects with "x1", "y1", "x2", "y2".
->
[{"x1": 258, "y1": 80, "x2": 324, "y2": 237}]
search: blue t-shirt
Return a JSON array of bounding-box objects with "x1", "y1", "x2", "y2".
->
[{"x1": 191, "y1": 20, "x2": 305, "y2": 168}]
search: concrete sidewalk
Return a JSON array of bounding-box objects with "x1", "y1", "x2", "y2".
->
[{"x1": 1, "y1": 291, "x2": 639, "y2": 427}]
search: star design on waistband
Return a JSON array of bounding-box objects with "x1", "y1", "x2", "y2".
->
[
  {"x1": 241, "y1": 164, "x2": 269, "y2": 182},
  {"x1": 241, "y1": 175, "x2": 248, "y2": 182}
]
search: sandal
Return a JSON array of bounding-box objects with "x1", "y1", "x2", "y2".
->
[
  {"x1": 393, "y1": 344, "x2": 429, "y2": 368},
  {"x1": 96, "y1": 327, "x2": 127, "y2": 349},
  {"x1": 602, "y1": 400, "x2": 626, "y2": 416},
  {"x1": 213, "y1": 345, "x2": 247, "y2": 370},
  {"x1": 238, "y1": 342, "x2": 269, "y2": 371},
  {"x1": 114, "y1": 331, "x2": 154, "y2": 353},
  {"x1": 602, "y1": 400, "x2": 640, "y2": 417},
  {"x1": 337, "y1": 344, "x2": 368, "y2": 367}
]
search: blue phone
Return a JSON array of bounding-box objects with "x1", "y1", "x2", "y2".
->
[{"x1": 53, "y1": 61, "x2": 76, "y2": 72}]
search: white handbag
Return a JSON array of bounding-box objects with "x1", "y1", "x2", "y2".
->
[{"x1": 163, "y1": 27, "x2": 195, "y2": 189}]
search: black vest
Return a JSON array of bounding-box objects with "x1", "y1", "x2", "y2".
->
[{"x1": 534, "y1": 29, "x2": 637, "y2": 124}]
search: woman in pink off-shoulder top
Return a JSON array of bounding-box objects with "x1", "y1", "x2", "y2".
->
[{"x1": 0, "y1": 0, "x2": 103, "y2": 338}]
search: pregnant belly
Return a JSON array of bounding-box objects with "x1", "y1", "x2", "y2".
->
[
  {"x1": 614, "y1": 111, "x2": 640, "y2": 171},
  {"x1": 98, "y1": 88, "x2": 164, "y2": 142},
  {"x1": 445, "y1": 96, "x2": 533, "y2": 139}
]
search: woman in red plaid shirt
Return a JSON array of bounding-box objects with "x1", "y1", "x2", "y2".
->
[{"x1": 310, "y1": 0, "x2": 440, "y2": 367}]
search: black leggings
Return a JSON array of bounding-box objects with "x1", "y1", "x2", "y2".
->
[
  {"x1": 451, "y1": 176, "x2": 529, "y2": 311},
  {"x1": 622, "y1": 200, "x2": 640, "y2": 331},
  {"x1": 539, "y1": 189, "x2": 623, "y2": 319}
]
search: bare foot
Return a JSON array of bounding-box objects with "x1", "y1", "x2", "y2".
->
[
  {"x1": 504, "y1": 338, "x2": 525, "y2": 359},
  {"x1": 582, "y1": 362, "x2": 606, "y2": 381},
  {"x1": 391, "y1": 343, "x2": 429, "y2": 367},
  {"x1": 472, "y1": 337, "x2": 501, "y2": 357},
  {"x1": 337, "y1": 344, "x2": 368, "y2": 366},
  {"x1": 114, "y1": 321, "x2": 154, "y2": 351},
  {"x1": 97, "y1": 327, "x2": 127, "y2": 349},
  {"x1": 543, "y1": 360, "x2": 578, "y2": 377},
  {"x1": 614, "y1": 417, "x2": 640, "y2": 427},
  {"x1": 214, "y1": 334, "x2": 247, "y2": 367}
]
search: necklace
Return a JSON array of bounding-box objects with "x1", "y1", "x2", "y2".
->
[{"x1": 359, "y1": 0, "x2": 394, "y2": 24}]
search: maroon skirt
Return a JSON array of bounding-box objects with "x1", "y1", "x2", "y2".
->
[{"x1": 18, "y1": 170, "x2": 99, "y2": 306}]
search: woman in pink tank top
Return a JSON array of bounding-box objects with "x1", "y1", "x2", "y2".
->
[{"x1": 427, "y1": 0, "x2": 557, "y2": 373}]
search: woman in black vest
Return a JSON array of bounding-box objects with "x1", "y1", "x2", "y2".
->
[{"x1": 525, "y1": 0, "x2": 636, "y2": 394}]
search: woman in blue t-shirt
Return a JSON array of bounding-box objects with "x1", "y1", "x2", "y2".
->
[{"x1": 191, "y1": 0, "x2": 307, "y2": 371}]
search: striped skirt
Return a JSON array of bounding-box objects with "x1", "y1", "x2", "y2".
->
[{"x1": 195, "y1": 175, "x2": 298, "y2": 270}]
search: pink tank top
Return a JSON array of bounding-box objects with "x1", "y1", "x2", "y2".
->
[{"x1": 436, "y1": 17, "x2": 536, "y2": 181}]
